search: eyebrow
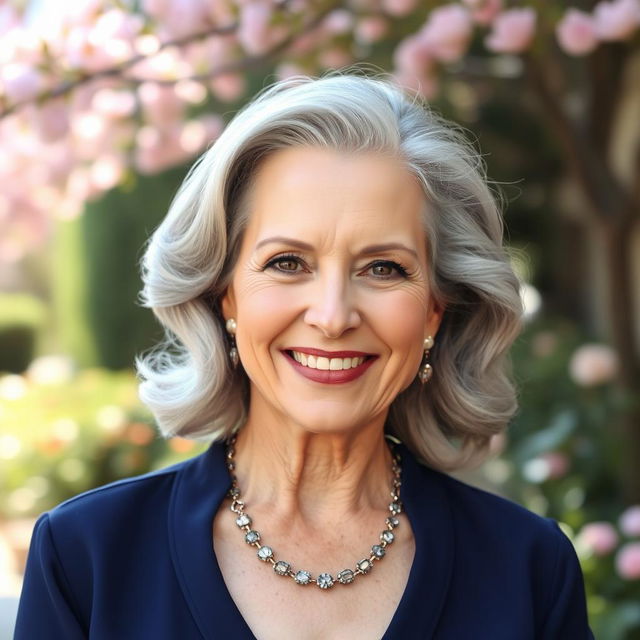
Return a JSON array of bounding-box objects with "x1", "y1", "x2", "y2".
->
[{"x1": 254, "y1": 236, "x2": 419, "y2": 259}]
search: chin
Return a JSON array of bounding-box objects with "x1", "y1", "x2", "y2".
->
[{"x1": 284, "y1": 406, "x2": 375, "y2": 437}]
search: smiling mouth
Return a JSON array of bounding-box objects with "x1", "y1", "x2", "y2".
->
[{"x1": 284, "y1": 350, "x2": 375, "y2": 371}]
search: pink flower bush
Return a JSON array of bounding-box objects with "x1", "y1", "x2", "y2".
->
[
  {"x1": 556, "y1": 9, "x2": 598, "y2": 56},
  {"x1": 485, "y1": 8, "x2": 537, "y2": 53},
  {"x1": 394, "y1": 34, "x2": 434, "y2": 77},
  {"x1": 420, "y1": 4, "x2": 474, "y2": 62},
  {"x1": 382, "y1": 0, "x2": 418, "y2": 17},
  {"x1": 355, "y1": 16, "x2": 389, "y2": 45},
  {"x1": 577, "y1": 522, "x2": 619, "y2": 556},
  {"x1": 616, "y1": 542, "x2": 640, "y2": 580},
  {"x1": 462, "y1": 0, "x2": 503, "y2": 25},
  {"x1": 620, "y1": 506, "x2": 640, "y2": 537},
  {"x1": 540, "y1": 452, "x2": 570, "y2": 479},
  {"x1": 569, "y1": 344, "x2": 619, "y2": 387},
  {"x1": 593, "y1": 0, "x2": 640, "y2": 41}
]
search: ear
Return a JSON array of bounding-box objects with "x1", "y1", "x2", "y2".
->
[
  {"x1": 221, "y1": 285, "x2": 237, "y2": 322},
  {"x1": 425, "y1": 299, "x2": 445, "y2": 341}
]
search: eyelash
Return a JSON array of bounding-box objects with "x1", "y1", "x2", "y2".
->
[{"x1": 262, "y1": 253, "x2": 411, "y2": 279}]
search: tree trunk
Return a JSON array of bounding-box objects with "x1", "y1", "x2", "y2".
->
[{"x1": 601, "y1": 215, "x2": 640, "y2": 503}]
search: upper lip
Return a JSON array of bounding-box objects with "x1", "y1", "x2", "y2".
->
[{"x1": 284, "y1": 347, "x2": 376, "y2": 358}]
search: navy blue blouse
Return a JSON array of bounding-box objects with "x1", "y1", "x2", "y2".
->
[{"x1": 15, "y1": 441, "x2": 594, "y2": 639}]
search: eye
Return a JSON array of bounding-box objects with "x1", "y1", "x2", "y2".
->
[
  {"x1": 263, "y1": 253, "x2": 306, "y2": 274},
  {"x1": 366, "y1": 260, "x2": 409, "y2": 279}
]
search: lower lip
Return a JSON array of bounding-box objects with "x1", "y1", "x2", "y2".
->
[{"x1": 283, "y1": 352, "x2": 377, "y2": 384}]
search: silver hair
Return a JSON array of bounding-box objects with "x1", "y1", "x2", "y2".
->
[{"x1": 136, "y1": 70, "x2": 523, "y2": 471}]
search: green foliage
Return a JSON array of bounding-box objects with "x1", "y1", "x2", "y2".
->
[
  {"x1": 82, "y1": 166, "x2": 189, "y2": 369},
  {"x1": 0, "y1": 294, "x2": 47, "y2": 373}
]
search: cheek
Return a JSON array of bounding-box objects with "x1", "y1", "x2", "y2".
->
[
  {"x1": 235, "y1": 282, "x2": 299, "y2": 351},
  {"x1": 368, "y1": 291, "x2": 427, "y2": 349}
]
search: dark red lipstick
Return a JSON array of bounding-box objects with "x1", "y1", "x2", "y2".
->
[{"x1": 282, "y1": 348, "x2": 377, "y2": 384}]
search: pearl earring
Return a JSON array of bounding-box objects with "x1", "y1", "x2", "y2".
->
[
  {"x1": 418, "y1": 336, "x2": 434, "y2": 384},
  {"x1": 226, "y1": 318, "x2": 239, "y2": 368}
]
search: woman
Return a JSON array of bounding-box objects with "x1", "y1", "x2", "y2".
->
[{"x1": 15, "y1": 73, "x2": 594, "y2": 639}]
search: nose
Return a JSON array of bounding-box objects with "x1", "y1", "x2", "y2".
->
[{"x1": 303, "y1": 270, "x2": 361, "y2": 339}]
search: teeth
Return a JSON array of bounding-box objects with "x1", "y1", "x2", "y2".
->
[{"x1": 291, "y1": 351, "x2": 366, "y2": 370}]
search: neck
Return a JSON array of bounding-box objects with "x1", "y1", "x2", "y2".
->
[{"x1": 231, "y1": 414, "x2": 394, "y2": 527}]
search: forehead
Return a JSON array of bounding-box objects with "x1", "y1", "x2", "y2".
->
[{"x1": 242, "y1": 147, "x2": 427, "y2": 252}]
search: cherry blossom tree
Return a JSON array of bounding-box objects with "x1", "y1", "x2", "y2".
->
[{"x1": 1, "y1": 0, "x2": 639, "y2": 497}]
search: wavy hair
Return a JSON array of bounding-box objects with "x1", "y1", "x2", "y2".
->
[{"x1": 136, "y1": 71, "x2": 523, "y2": 471}]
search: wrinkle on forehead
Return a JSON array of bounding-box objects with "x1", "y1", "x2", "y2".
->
[{"x1": 243, "y1": 147, "x2": 428, "y2": 262}]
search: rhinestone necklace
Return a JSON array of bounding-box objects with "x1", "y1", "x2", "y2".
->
[{"x1": 224, "y1": 435, "x2": 403, "y2": 590}]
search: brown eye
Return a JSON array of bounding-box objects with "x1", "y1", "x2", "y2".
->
[
  {"x1": 276, "y1": 259, "x2": 299, "y2": 272},
  {"x1": 372, "y1": 264, "x2": 393, "y2": 277}
]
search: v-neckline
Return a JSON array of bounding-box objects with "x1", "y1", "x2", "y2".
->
[{"x1": 169, "y1": 441, "x2": 454, "y2": 639}]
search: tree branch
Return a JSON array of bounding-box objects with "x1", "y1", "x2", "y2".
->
[
  {"x1": 523, "y1": 52, "x2": 629, "y2": 221},
  {"x1": 0, "y1": 1, "x2": 339, "y2": 119}
]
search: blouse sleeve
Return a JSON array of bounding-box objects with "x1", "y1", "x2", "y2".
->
[
  {"x1": 539, "y1": 520, "x2": 595, "y2": 639},
  {"x1": 14, "y1": 513, "x2": 87, "y2": 640}
]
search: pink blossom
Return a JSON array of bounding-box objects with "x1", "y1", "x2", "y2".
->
[
  {"x1": 616, "y1": 542, "x2": 640, "y2": 579},
  {"x1": 0, "y1": 4, "x2": 21, "y2": 37},
  {"x1": 138, "y1": 82, "x2": 184, "y2": 126},
  {"x1": 153, "y1": 0, "x2": 216, "y2": 40},
  {"x1": 540, "y1": 451, "x2": 570, "y2": 479},
  {"x1": 210, "y1": 73, "x2": 247, "y2": 103},
  {"x1": 593, "y1": 0, "x2": 640, "y2": 41},
  {"x1": 65, "y1": 25, "x2": 114, "y2": 72},
  {"x1": 32, "y1": 99, "x2": 70, "y2": 143},
  {"x1": 2, "y1": 63, "x2": 44, "y2": 103},
  {"x1": 355, "y1": 16, "x2": 389, "y2": 44},
  {"x1": 323, "y1": 9, "x2": 353, "y2": 35},
  {"x1": 174, "y1": 80, "x2": 207, "y2": 104},
  {"x1": 569, "y1": 343, "x2": 618, "y2": 387},
  {"x1": 578, "y1": 522, "x2": 619, "y2": 556},
  {"x1": 556, "y1": 9, "x2": 598, "y2": 56},
  {"x1": 238, "y1": 2, "x2": 283, "y2": 56},
  {"x1": 135, "y1": 124, "x2": 197, "y2": 173},
  {"x1": 92, "y1": 88, "x2": 136, "y2": 119},
  {"x1": 485, "y1": 8, "x2": 537, "y2": 53},
  {"x1": 420, "y1": 5, "x2": 474, "y2": 63},
  {"x1": 394, "y1": 35, "x2": 434, "y2": 77},
  {"x1": 462, "y1": 0, "x2": 503, "y2": 25},
  {"x1": 382, "y1": 0, "x2": 418, "y2": 17},
  {"x1": 620, "y1": 506, "x2": 640, "y2": 537},
  {"x1": 90, "y1": 153, "x2": 126, "y2": 191}
]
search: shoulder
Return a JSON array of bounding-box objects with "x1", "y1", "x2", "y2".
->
[
  {"x1": 417, "y1": 461, "x2": 571, "y2": 561},
  {"x1": 44, "y1": 452, "x2": 202, "y2": 538}
]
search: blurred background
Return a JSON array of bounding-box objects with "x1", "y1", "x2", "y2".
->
[{"x1": 0, "y1": 0, "x2": 639, "y2": 637}]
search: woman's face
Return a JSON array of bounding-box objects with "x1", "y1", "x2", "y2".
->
[{"x1": 222, "y1": 146, "x2": 442, "y2": 435}]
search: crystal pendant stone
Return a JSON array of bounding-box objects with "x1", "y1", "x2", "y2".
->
[
  {"x1": 381, "y1": 530, "x2": 395, "y2": 544},
  {"x1": 372, "y1": 545, "x2": 385, "y2": 558},
  {"x1": 337, "y1": 569, "x2": 355, "y2": 584},
  {"x1": 257, "y1": 546, "x2": 273, "y2": 561},
  {"x1": 236, "y1": 514, "x2": 251, "y2": 527},
  {"x1": 357, "y1": 559, "x2": 372, "y2": 574},
  {"x1": 389, "y1": 502, "x2": 402, "y2": 513},
  {"x1": 274, "y1": 561, "x2": 290, "y2": 575},
  {"x1": 245, "y1": 530, "x2": 260, "y2": 544},
  {"x1": 317, "y1": 573, "x2": 334, "y2": 589},
  {"x1": 419, "y1": 364, "x2": 433, "y2": 383},
  {"x1": 386, "y1": 516, "x2": 400, "y2": 528},
  {"x1": 294, "y1": 570, "x2": 311, "y2": 585}
]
